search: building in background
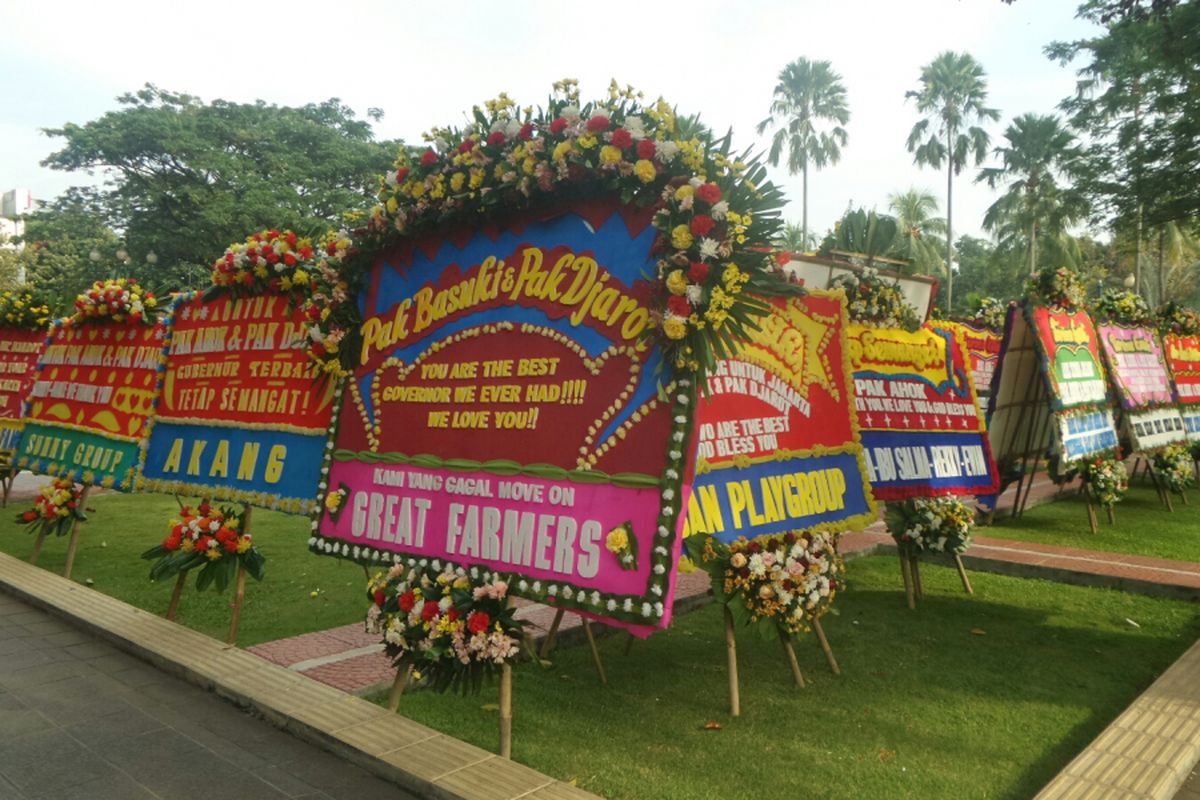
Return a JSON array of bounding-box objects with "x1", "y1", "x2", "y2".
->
[{"x1": 0, "y1": 188, "x2": 33, "y2": 283}]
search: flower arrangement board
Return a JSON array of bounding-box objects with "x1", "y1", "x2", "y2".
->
[
  {"x1": 948, "y1": 320, "x2": 1003, "y2": 401},
  {"x1": 312, "y1": 199, "x2": 695, "y2": 633},
  {"x1": 1026, "y1": 306, "x2": 1120, "y2": 464},
  {"x1": 846, "y1": 322, "x2": 998, "y2": 501},
  {"x1": 139, "y1": 292, "x2": 338, "y2": 514},
  {"x1": 1096, "y1": 324, "x2": 1187, "y2": 453},
  {"x1": 685, "y1": 290, "x2": 876, "y2": 541},
  {"x1": 15, "y1": 319, "x2": 169, "y2": 489},
  {"x1": 0, "y1": 329, "x2": 47, "y2": 456},
  {"x1": 1163, "y1": 334, "x2": 1200, "y2": 439}
]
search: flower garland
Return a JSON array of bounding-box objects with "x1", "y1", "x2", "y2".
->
[
  {"x1": 688, "y1": 531, "x2": 843, "y2": 635},
  {"x1": 1080, "y1": 456, "x2": 1128, "y2": 510},
  {"x1": 210, "y1": 228, "x2": 357, "y2": 377},
  {"x1": 73, "y1": 278, "x2": 156, "y2": 324},
  {"x1": 969, "y1": 296, "x2": 1008, "y2": 332},
  {"x1": 1095, "y1": 288, "x2": 1153, "y2": 327},
  {"x1": 830, "y1": 266, "x2": 921, "y2": 331},
  {"x1": 366, "y1": 560, "x2": 523, "y2": 694},
  {"x1": 141, "y1": 501, "x2": 266, "y2": 591},
  {"x1": 883, "y1": 495, "x2": 975, "y2": 555},
  {"x1": 1025, "y1": 266, "x2": 1087, "y2": 313},
  {"x1": 1151, "y1": 444, "x2": 1193, "y2": 495},
  {"x1": 362, "y1": 80, "x2": 792, "y2": 378},
  {"x1": 1157, "y1": 301, "x2": 1200, "y2": 337},
  {"x1": 0, "y1": 289, "x2": 53, "y2": 330},
  {"x1": 15, "y1": 478, "x2": 86, "y2": 537}
]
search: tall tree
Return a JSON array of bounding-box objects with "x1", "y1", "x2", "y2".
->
[
  {"x1": 977, "y1": 113, "x2": 1088, "y2": 275},
  {"x1": 888, "y1": 187, "x2": 947, "y2": 276},
  {"x1": 756, "y1": 58, "x2": 850, "y2": 249},
  {"x1": 40, "y1": 84, "x2": 402, "y2": 278},
  {"x1": 773, "y1": 221, "x2": 817, "y2": 253},
  {"x1": 905, "y1": 51, "x2": 1001, "y2": 310},
  {"x1": 1047, "y1": 1, "x2": 1200, "y2": 292}
]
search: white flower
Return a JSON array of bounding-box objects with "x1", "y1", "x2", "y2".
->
[
  {"x1": 641, "y1": 603, "x2": 652, "y2": 617},
  {"x1": 654, "y1": 602, "x2": 665, "y2": 616},
  {"x1": 562, "y1": 587, "x2": 574, "y2": 600},
  {"x1": 656, "y1": 140, "x2": 679, "y2": 162},
  {"x1": 625, "y1": 116, "x2": 646, "y2": 139},
  {"x1": 623, "y1": 598, "x2": 633, "y2": 612},
  {"x1": 686, "y1": 285, "x2": 703, "y2": 304},
  {"x1": 547, "y1": 584, "x2": 558, "y2": 596},
  {"x1": 607, "y1": 599, "x2": 617, "y2": 612},
  {"x1": 710, "y1": 201, "x2": 729, "y2": 221},
  {"x1": 653, "y1": 564, "x2": 665, "y2": 575},
  {"x1": 560, "y1": 104, "x2": 580, "y2": 120},
  {"x1": 591, "y1": 591, "x2": 601, "y2": 605}
]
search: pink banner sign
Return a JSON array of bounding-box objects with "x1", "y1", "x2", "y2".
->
[
  {"x1": 321, "y1": 459, "x2": 678, "y2": 605},
  {"x1": 1097, "y1": 324, "x2": 1174, "y2": 409}
]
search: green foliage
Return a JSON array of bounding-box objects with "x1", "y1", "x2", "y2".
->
[
  {"x1": 977, "y1": 113, "x2": 1089, "y2": 275},
  {"x1": 39, "y1": 85, "x2": 402, "y2": 295},
  {"x1": 888, "y1": 187, "x2": 947, "y2": 276},
  {"x1": 1047, "y1": 1, "x2": 1200, "y2": 230},
  {"x1": 819, "y1": 208, "x2": 901, "y2": 265}
]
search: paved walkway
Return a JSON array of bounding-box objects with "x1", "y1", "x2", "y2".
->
[{"x1": 0, "y1": 591, "x2": 415, "y2": 800}]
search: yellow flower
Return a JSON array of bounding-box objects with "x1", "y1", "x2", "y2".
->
[
  {"x1": 671, "y1": 225, "x2": 694, "y2": 250},
  {"x1": 205, "y1": 548, "x2": 222, "y2": 561},
  {"x1": 633, "y1": 159, "x2": 657, "y2": 183},
  {"x1": 181, "y1": 539, "x2": 195, "y2": 553},
  {"x1": 324, "y1": 491, "x2": 343, "y2": 512},
  {"x1": 577, "y1": 133, "x2": 598, "y2": 150},
  {"x1": 599, "y1": 145, "x2": 623, "y2": 165},
  {"x1": 605, "y1": 526, "x2": 629, "y2": 554},
  {"x1": 236, "y1": 536, "x2": 252, "y2": 554},
  {"x1": 450, "y1": 172, "x2": 465, "y2": 192},
  {"x1": 665, "y1": 269, "x2": 688, "y2": 296},
  {"x1": 552, "y1": 141, "x2": 573, "y2": 162},
  {"x1": 292, "y1": 269, "x2": 309, "y2": 285},
  {"x1": 674, "y1": 185, "x2": 695, "y2": 201},
  {"x1": 663, "y1": 317, "x2": 688, "y2": 340}
]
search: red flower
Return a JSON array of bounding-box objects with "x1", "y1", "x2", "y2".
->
[
  {"x1": 549, "y1": 117, "x2": 568, "y2": 135},
  {"x1": 283, "y1": 252, "x2": 297, "y2": 267},
  {"x1": 457, "y1": 139, "x2": 475, "y2": 154},
  {"x1": 696, "y1": 183, "x2": 722, "y2": 204},
  {"x1": 373, "y1": 589, "x2": 386, "y2": 607},
  {"x1": 690, "y1": 214, "x2": 716, "y2": 237},
  {"x1": 326, "y1": 241, "x2": 338, "y2": 256},
  {"x1": 446, "y1": 609, "x2": 460, "y2": 622},
  {"x1": 195, "y1": 536, "x2": 212, "y2": 552},
  {"x1": 22, "y1": 510, "x2": 36, "y2": 522},
  {"x1": 667, "y1": 296, "x2": 692, "y2": 317},
  {"x1": 610, "y1": 128, "x2": 633, "y2": 149},
  {"x1": 420, "y1": 599, "x2": 440, "y2": 622},
  {"x1": 420, "y1": 149, "x2": 438, "y2": 167},
  {"x1": 784, "y1": 532, "x2": 796, "y2": 545},
  {"x1": 398, "y1": 590, "x2": 416, "y2": 612},
  {"x1": 518, "y1": 123, "x2": 534, "y2": 141},
  {"x1": 285, "y1": 231, "x2": 297, "y2": 247},
  {"x1": 222, "y1": 539, "x2": 239, "y2": 553},
  {"x1": 163, "y1": 533, "x2": 182, "y2": 551},
  {"x1": 636, "y1": 139, "x2": 657, "y2": 159},
  {"x1": 486, "y1": 131, "x2": 506, "y2": 146},
  {"x1": 688, "y1": 262, "x2": 710, "y2": 283},
  {"x1": 586, "y1": 114, "x2": 610, "y2": 132},
  {"x1": 467, "y1": 611, "x2": 491, "y2": 634},
  {"x1": 395, "y1": 166, "x2": 409, "y2": 183}
]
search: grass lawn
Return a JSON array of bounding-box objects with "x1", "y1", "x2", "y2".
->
[
  {"x1": 0, "y1": 490, "x2": 366, "y2": 646},
  {"x1": 984, "y1": 479, "x2": 1200, "y2": 562},
  {"x1": 3, "y1": 488, "x2": 1199, "y2": 799},
  {"x1": 377, "y1": 556, "x2": 1200, "y2": 800}
]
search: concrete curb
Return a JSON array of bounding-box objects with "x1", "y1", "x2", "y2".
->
[{"x1": 0, "y1": 551, "x2": 599, "y2": 800}]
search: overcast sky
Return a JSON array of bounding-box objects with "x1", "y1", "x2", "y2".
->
[{"x1": 0, "y1": 0, "x2": 1099, "y2": 242}]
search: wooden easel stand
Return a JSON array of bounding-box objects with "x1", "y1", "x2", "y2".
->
[
  {"x1": 899, "y1": 551, "x2": 915, "y2": 610},
  {"x1": 812, "y1": 617, "x2": 840, "y2": 675},
  {"x1": 166, "y1": 571, "x2": 188, "y2": 621},
  {"x1": 61, "y1": 486, "x2": 91, "y2": 581},
  {"x1": 387, "y1": 659, "x2": 412, "y2": 712},
  {"x1": 580, "y1": 619, "x2": 607, "y2": 685},
  {"x1": 779, "y1": 631, "x2": 806, "y2": 688},
  {"x1": 724, "y1": 606, "x2": 740, "y2": 717},
  {"x1": 225, "y1": 504, "x2": 252, "y2": 646}
]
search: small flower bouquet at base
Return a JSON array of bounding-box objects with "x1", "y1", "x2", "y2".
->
[
  {"x1": 687, "y1": 531, "x2": 843, "y2": 637},
  {"x1": 1151, "y1": 445, "x2": 1193, "y2": 495},
  {"x1": 74, "y1": 278, "x2": 156, "y2": 324},
  {"x1": 1095, "y1": 288, "x2": 1153, "y2": 327},
  {"x1": 1080, "y1": 456, "x2": 1128, "y2": 510},
  {"x1": 970, "y1": 296, "x2": 1008, "y2": 331},
  {"x1": 366, "y1": 561, "x2": 523, "y2": 694},
  {"x1": 884, "y1": 495, "x2": 975, "y2": 556},
  {"x1": 16, "y1": 478, "x2": 86, "y2": 537},
  {"x1": 141, "y1": 501, "x2": 265, "y2": 591},
  {"x1": 1025, "y1": 266, "x2": 1087, "y2": 313},
  {"x1": 830, "y1": 267, "x2": 921, "y2": 331}
]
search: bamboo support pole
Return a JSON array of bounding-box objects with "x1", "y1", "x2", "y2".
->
[
  {"x1": 29, "y1": 529, "x2": 47, "y2": 566},
  {"x1": 954, "y1": 554, "x2": 974, "y2": 595},
  {"x1": 812, "y1": 617, "x2": 840, "y2": 675},
  {"x1": 1107, "y1": 505, "x2": 1116, "y2": 524},
  {"x1": 899, "y1": 550, "x2": 915, "y2": 610},
  {"x1": 581, "y1": 619, "x2": 607, "y2": 685},
  {"x1": 62, "y1": 486, "x2": 91, "y2": 581},
  {"x1": 166, "y1": 571, "x2": 188, "y2": 621},
  {"x1": 910, "y1": 555, "x2": 924, "y2": 601},
  {"x1": 498, "y1": 662, "x2": 513, "y2": 758},
  {"x1": 1083, "y1": 486, "x2": 1099, "y2": 534},
  {"x1": 724, "y1": 606, "x2": 740, "y2": 717},
  {"x1": 623, "y1": 631, "x2": 636, "y2": 656},
  {"x1": 539, "y1": 608, "x2": 565, "y2": 659},
  {"x1": 779, "y1": 631, "x2": 806, "y2": 688},
  {"x1": 387, "y1": 660, "x2": 412, "y2": 712},
  {"x1": 226, "y1": 505, "x2": 252, "y2": 645}
]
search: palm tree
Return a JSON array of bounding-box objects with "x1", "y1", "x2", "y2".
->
[
  {"x1": 888, "y1": 188, "x2": 947, "y2": 276},
  {"x1": 977, "y1": 113, "x2": 1088, "y2": 276},
  {"x1": 756, "y1": 58, "x2": 850, "y2": 250},
  {"x1": 774, "y1": 221, "x2": 817, "y2": 253},
  {"x1": 905, "y1": 51, "x2": 1000, "y2": 310}
]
